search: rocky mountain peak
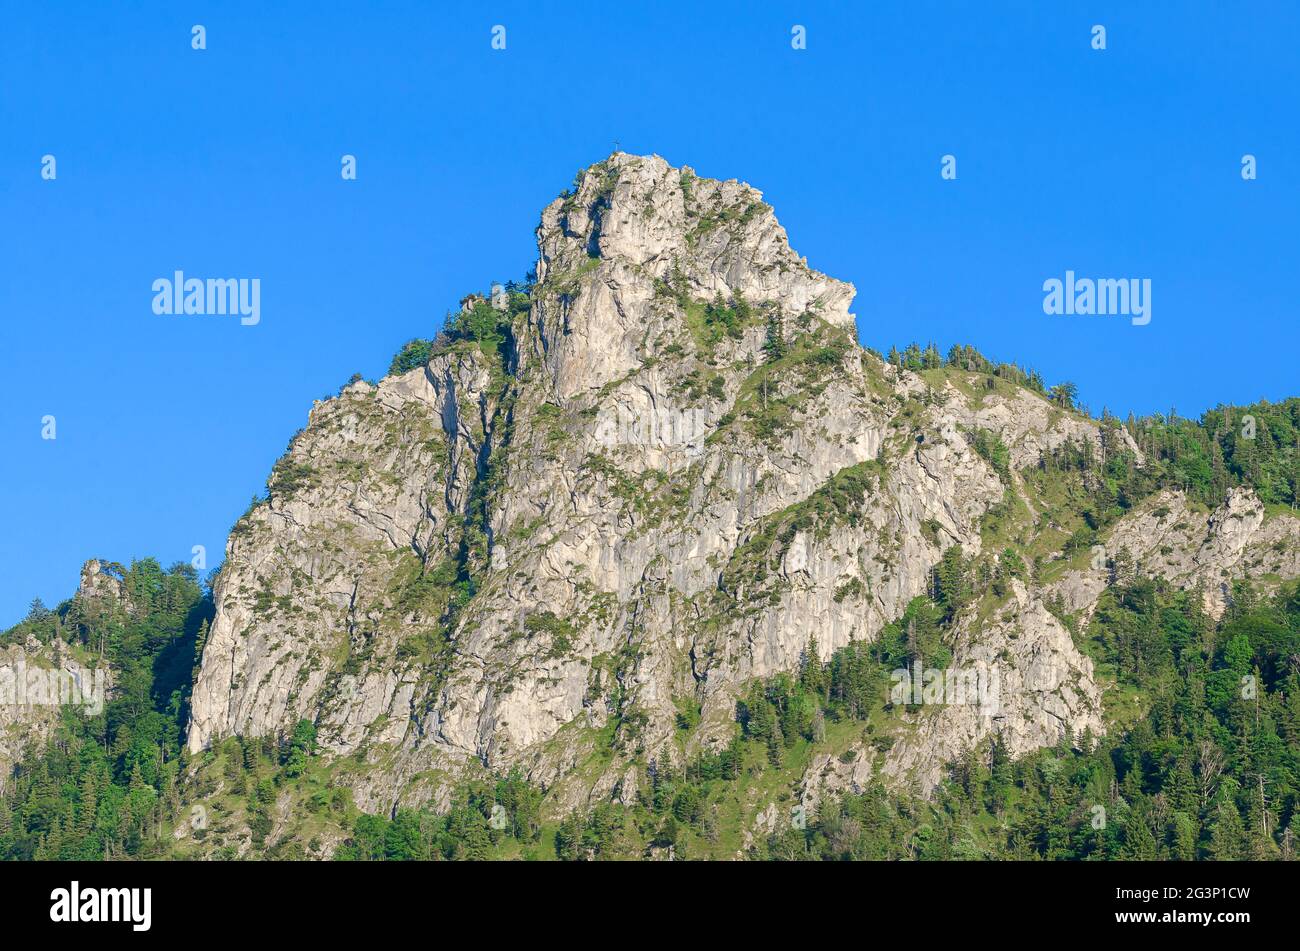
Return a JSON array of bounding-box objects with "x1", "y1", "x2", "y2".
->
[
  {"x1": 174, "y1": 153, "x2": 1300, "y2": 840},
  {"x1": 537, "y1": 153, "x2": 853, "y2": 317},
  {"x1": 526, "y1": 153, "x2": 856, "y2": 402}
]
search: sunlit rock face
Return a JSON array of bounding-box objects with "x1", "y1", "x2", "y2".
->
[{"x1": 184, "y1": 153, "x2": 1300, "y2": 812}]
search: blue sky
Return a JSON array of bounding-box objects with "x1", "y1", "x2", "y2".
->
[{"x1": 2, "y1": 1, "x2": 1297, "y2": 625}]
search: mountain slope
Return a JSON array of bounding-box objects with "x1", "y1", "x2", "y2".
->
[
  {"x1": 183, "y1": 153, "x2": 1300, "y2": 817},
  {"x1": 5, "y1": 153, "x2": 1300, "y2": 861}
]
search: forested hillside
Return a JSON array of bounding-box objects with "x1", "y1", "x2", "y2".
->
[
  {"x1": 0, "y1": 561, "x2": 210, "y2": 859},
  {"x1": 4, "y1": 553, "x2": 1297, "y2": 860}
]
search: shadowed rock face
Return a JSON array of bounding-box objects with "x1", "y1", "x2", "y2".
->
[{"x1": 182, "y1": 153, "x2": 1300, "y2": 813}]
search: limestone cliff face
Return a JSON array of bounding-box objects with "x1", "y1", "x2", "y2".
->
[
  {"x1": 1050, "y1": 487, "x2": 1300, "y2": 622},
  {"x1": 1, "y1": 562, "x2": 118, "y2": 787},
  {"x1": 183, "y1": 153, "x2": 1300, "y2": 811},
  {"x1": 881, "y1": 578, "x2": 1104, "y2": 792}
]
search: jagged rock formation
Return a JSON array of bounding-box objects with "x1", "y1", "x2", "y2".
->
[
  {"x1": 1050, "y1": 487, "x2": 1300, "y2": 622},
  {"x1": 881, "y1": 578, "x2": 1104, "y2": 791},
  {"x1": 1, "y1": 561, "x2": 118, "y2": 788},
  {"x1": 182, "y1": 153, "x2": 1300, "y2": 816},
  {"x1": 77, "y1": 559, "x2": 133, "y2": 610}
]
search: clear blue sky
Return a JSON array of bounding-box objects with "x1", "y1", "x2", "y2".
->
[{"x1": 2, "y1": 1, "x2": 1297, "y2": 625}]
